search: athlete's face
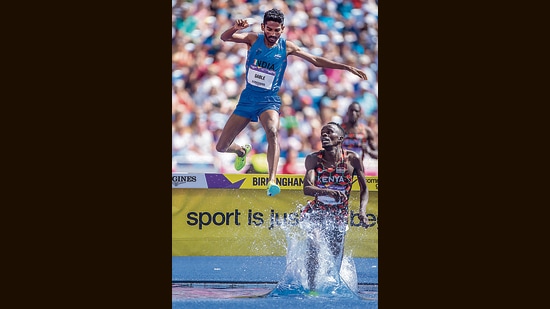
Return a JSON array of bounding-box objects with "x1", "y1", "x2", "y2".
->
[
  {"x1": 261, "y1": 21, "x2": 284, "y2": 45},
  {"x1": 320, "y1": 124, "x2": 344, "y2": 147},
  {"x1": 347, "y1": 104, "x2": 362, "y2": 123}
]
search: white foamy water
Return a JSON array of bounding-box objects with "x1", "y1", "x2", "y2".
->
[{"x1": 270, "y1": 213, "x2": 359, "y2": 297}]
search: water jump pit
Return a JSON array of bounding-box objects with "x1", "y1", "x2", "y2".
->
[{"x1": 172, "y1": 256, "x2": 378, "y2": 308}]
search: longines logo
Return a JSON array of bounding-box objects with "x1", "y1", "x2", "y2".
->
[{"x1": 172, "y1": 175, "x2": 197, "y2": 187}]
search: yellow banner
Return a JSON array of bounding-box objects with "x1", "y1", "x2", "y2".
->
[
  {"x1": 172, "y1": 188, "x2": 378, "y2": 257},
  {"x1": 220, "y1": 174, "x2": 378, "y2": 191}
]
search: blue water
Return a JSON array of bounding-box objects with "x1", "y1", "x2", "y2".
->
[
  {"x1": 173, "y1": 256, "x2": 377, "y2": 283},
  {"x1": 172, "y1": 256, "x2": 377, "y2": 308},
  {"x1": 173, "y1": 220, "x2": 378, "y2": 308}
]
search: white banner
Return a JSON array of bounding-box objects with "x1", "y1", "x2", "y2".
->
[{"x1": 172, "y1": 173, "x2": 208, "y2": 188}]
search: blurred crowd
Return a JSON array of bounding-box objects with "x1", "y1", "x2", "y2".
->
[{"x1": 172, "y1": 0, "x2": 378, "y2": 175}]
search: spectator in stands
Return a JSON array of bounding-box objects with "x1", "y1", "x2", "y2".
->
[
  {"x1": 175, "y1": 111, "x2": 216, "y2": 165},
  {"x1": 281, "y1": 147, "x2": 300, "y2": 174},
  {"x1": 172, "y1": 123, "x2": 190, "y2": 157},
  {"x1": 366, "y1": 114, "x2": 378, "y2": 153}
]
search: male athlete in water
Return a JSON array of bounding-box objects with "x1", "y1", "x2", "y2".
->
[
  {"x1": 301, "y1": 121, "x2": 369, "y2": 292},
  {"x1": 216, "y1": 8, "x2": 368, "y2": 197}
]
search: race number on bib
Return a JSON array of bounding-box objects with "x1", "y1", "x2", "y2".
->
[{"x1": 247, "y1": 65, "x2": 275, "y2": 90}]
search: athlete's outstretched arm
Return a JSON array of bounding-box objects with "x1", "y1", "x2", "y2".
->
[{"x1": 286, "y1": 40, "x2": 368, "y2": 80}]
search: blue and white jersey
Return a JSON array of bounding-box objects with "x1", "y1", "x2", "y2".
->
[{"x1": 240, "y1": 33, "x2": 287, "y2": 103}]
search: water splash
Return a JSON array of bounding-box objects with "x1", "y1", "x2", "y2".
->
[{"x1": 268, "y1": 207, "x2": 360, "y2": 299}]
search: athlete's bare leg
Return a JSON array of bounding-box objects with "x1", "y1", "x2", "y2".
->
[
  {"x1": 327, "y1": 227, "x2": 346, "y2": 278},
  {"x1": 216, "y1": 113, "x2": 251, "y2": 156},
  {"x1": 259, "y1": 110, "x2": 280, "y2": 184},
  {"x1": 306, "y1": 229, "x2": 320, "y2": 291}
]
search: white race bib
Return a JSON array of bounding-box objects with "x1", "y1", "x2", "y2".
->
[
  {"x1": 247, "y1": 65, "x2": 275, "y2": 90},
  {"x1": 318, "y1": 195, "x2": 339, "y2": 205}
]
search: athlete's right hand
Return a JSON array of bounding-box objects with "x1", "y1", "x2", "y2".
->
[
  {"x1": 330, "y1": 190, "x2": 347, "y2": 203},
  {"x1": 234, "y1": 19, "x2": 250, "y2": 30}
]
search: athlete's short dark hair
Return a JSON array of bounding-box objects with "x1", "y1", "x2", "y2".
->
[
  {"x1": 327, "y1": 121, "x2": 345, "y2": 137},
  {"x1": 263, "y1": 8, "x2": 284, "y2": 25},
  {"x1": 349, "y1": 101, "x2": 362, "y2": 110}
]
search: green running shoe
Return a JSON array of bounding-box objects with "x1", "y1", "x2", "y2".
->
[
  {"x1": 267, "y1": 181, "x2": 280, "y2": 196},
  {"x1": 307, "y1": 290, "x2": 319, "y2": 297},
  {"x1": 234, "y1": 144, "x2": 251, "y2": 171}
]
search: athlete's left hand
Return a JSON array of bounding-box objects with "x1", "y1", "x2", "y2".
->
[
  {"x1": 358, "y1": 213, "x2": 369, "y2": 228},
  {"x1": 348, "y1": 66, "x2": 368, "y2": 80}
]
